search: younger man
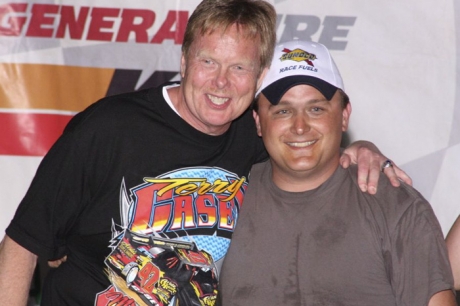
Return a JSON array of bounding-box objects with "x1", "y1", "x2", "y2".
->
[{"x1": 220, "y1": 40, "x2": 455, "y2": 305}]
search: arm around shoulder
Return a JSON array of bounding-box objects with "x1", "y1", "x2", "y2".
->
[
  {"x1": 0, "y1": 234, "x2": 38, "y2": 305},
  {"x1": 340, "y1": 140, "x2": 412, "y2": 194}
]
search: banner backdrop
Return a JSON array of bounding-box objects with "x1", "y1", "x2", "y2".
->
[{"x1": 0, "y1": 0, "x2": 459, "y2": 239}]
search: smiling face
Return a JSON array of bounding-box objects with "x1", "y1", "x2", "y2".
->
[
  {"x1": 254, "y1": 85, "x2": 351, "y2": 192},
  {"x1": 175, "y1": 24, "x2": 267, "y2": 136}
]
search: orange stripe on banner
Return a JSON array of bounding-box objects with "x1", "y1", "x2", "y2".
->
[
  {"x1": 0, "y1": 63, "x2": 116, "y2": 156},
  {"x1": 0, "y1": 113, "x2": 73, "y2": 156},
  {"x1": 0, "y1": 63, "x2": 114, "y2": 112}
]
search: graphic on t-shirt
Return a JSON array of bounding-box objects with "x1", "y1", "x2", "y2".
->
[{"x1": 96, "y1": 167, "x2": 247, "y2": 306}]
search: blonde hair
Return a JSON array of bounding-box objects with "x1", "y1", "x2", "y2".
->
[{"x1": 182, "y1": 0, "x2": 277, "y2": 73}]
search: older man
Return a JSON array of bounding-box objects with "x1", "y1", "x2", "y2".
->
[{"x1": 0, "y1": 1, "x2": 408, "y2": 305}]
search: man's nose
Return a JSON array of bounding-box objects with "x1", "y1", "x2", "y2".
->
[
  {"x1": 214, "y1": 67, "x2": 229, "y2": 88},
  {"x1": 291, "y1": 114, "x2": 309, "y2": 135}
]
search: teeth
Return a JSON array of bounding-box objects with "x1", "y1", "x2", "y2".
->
[
  {"x1": 288, "y1": 140, "x2": 316, "y2": 147},
  {"x1": 207, "y1": 94, "x2": 229, "y2": 105}
]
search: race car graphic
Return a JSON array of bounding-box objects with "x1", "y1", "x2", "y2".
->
[{"x1": 105, "y1": 229, "x2": 218, "y2": 306}]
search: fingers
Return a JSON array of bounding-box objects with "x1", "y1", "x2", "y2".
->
[
  {"x1": 360, "y1": 154, "x2": 412, "y2": 194},
  {"x1": 48, "y1": 255, "x2": 67, "y2": 268},
  {"x1": 339, "y1": 152, "x2": 352, "y2": 169},
  {"x1": 355, "y1": 147, "x2": 381, "y2": 194},
  {"x1": 362, "y1": 163, "x2": 380, "y2": 195},
  {"x1": 48, "y1": 261, "x2": 60, "y2": 268},
  {"x1": 392, "y1": 164, "x2": 413, "y2": 186},
  {"x1": 380, "y1": 160, "x2": 413, "y2": 187},
  {"x1": 343, "y1": 143, "x2": 413, "y2": 194},
  {"x1": 381, "y1": 162, "x2": 401, "y2": 188}
]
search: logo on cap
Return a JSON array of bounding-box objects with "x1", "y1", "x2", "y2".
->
[{"x1": 280, "y1": 48, "x2": 317, "y2": 66}]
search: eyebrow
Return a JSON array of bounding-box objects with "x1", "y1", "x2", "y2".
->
[
  {"x1": 196, "y1": 50, "x2": 256, "y2": 69},
  {"x1": 272, "y1": 98, "x2": 329, "y2": 107}
]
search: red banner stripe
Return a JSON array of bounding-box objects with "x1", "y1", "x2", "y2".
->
[{"x1": 0, "y1": 112, "x2": 73, "y2": 157}]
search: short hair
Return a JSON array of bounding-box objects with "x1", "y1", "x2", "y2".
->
[
  {"x1": 182, "y1": 0, "x2": 277, "y2": 73},
  {"x1": 252, "y1": 89, "x2": 350, "y2": 112},
  {"x1": 338, "y1": 89, "x2": 350, "y2": 108}
]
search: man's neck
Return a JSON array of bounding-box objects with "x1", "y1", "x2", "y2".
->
[{"x1": 270, "y1": 159, "x2": 340, "y2": 193}]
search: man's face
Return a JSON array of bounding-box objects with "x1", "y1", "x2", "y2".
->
[
  {"x1": 254, "y1": 85, "x2": 351, "y2": 192},
  {"x1": 179, "y1": 24, "x2": 267, "y2": 135}
]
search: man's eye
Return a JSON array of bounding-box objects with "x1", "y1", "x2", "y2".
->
[
  {"x1": 275, "y1": 109, "x2": 288, "y2": 115},
  {"x1": 311, "y1": 107, "x2": 323, "y2": 112},
  {"x1": 232, "y1": 65, "x2": 249, "y2": 74}
]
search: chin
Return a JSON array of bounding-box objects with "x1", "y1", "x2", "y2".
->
[{"x1": 287, "y1": 164, "x2": 317, "y2": 173}]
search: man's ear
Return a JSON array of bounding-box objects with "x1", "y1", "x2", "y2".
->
[
  {"x1": 180, "y1": 53, "x2": 186, "y2": 78},
  {"x1": 253, "y1": 109, "x2": 262, "y2": 137},
  {"x1": 342, "y1": 102, "x2": 352, "y2": 132},
  {"x1": 256, "y1": 67, "x2": 269, "y2": 91}
]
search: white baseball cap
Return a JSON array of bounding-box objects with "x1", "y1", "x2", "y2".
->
[{"x1": 257, "y1": 40, "x2": 345, "y2": 105}]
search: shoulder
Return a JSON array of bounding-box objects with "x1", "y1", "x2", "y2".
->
[
  {"x1": 345, "y1": 165, "x2": 436, "y2": 231},
  {"x1": 64, "y1": 87, "x2": 162, "y2": 134},
  {"x1": 249, "y1": 160, "x2": 271, "y2": 182},
  {"x1": 244, "y1": 161, "x2": 271, "y2": 202},
  {"x1": 346, "y1": 164, "x2": 426, "y2": 206},
  {"x1": 87, "y1": 87, "x2": 156, "y2": 118}
]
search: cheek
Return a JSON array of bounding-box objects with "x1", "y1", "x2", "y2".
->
[
  {"x1": 186, "y1": 64, "x2": 209, "y2": 84},
  {"x1": 324, "y1": 119, "x2": 346, "y2": 140},
  {"x1": 191, "y1": 69, "x2": 207, "y2": 84},
  {"x1": 260, "y1": 120, "x2": 284, "y2": 141},
  {"x1": 232, "y1": 74, "x2": 258, "y2": 92},
  {"x1": 319, "y1": 115, "x2": 342, "y2": 133}
]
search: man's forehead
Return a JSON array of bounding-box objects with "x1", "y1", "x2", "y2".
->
[
  {"x1": 191, "y1": 30, "x2": 259, "y2": 65},
  {"x1": 200, "y1": 23, "x2": 258, "y2": 42},
  {"x1": 273, "y1": 97, "x2": 329, "y2": 107}
]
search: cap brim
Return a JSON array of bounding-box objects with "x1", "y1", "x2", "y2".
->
[{"x1": 261, "y1": 75, "x2": 338, "y2": 105}]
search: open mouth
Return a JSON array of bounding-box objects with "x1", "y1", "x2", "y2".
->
[
  {"x1": 207, "y1": 94, "x2": 229, "y2": 106},
  {"x1": 287, "y1": 140, "x2": 316, "y2": 148}
]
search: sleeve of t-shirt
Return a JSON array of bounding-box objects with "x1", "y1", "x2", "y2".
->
[
  {"x1": 6, "y1": 101, "x2": 109, "y2": 260},
  {"x1": 388, "y1": 194, "x2": 454, "y2": 305}
]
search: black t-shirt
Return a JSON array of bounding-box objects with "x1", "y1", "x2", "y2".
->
[{"x1": 7, "y1": 84, "x2": 267, "y2": 305}]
